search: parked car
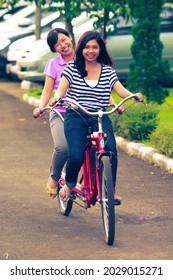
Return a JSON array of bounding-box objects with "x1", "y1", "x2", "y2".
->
[
  {"x1": 106, "y1": 8, "x2": 173, "y2": 81},
  {"x1": 10, "y1": 39, "x2": 56, "y2": 82},
  {"x1": 0, "y1": 3, "x2": 28, "y2": 22},
  {"x1": 9, "y1": 10, "x2": 173, "y2": 83},
  {"x1": 7, "y1": 11, "x2": 90, "y2": 71},
  {"x1": 8, "y1": 12, "x2": 95, "y2": 82},
  {"x1": 0, "y1": 3, "x2": 62, "y2": 75}
]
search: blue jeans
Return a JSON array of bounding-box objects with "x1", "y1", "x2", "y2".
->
[{"x1": 64, "y1": 109, "x2": 118, "y2": 189}]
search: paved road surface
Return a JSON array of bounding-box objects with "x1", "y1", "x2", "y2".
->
[{"x1": 0, "y1": 89, "x2": 173, "y2": 260}]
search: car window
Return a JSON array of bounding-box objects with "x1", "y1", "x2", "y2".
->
[
  {"x1": 110, "y1": 26, "x2": 132, "y2": 36},
  {"x1": 160, "y1": 21, "x2": 173, "y2": 32},
  {"x1": 107, "y1": 9, "x2": 173, "y2": 36}
]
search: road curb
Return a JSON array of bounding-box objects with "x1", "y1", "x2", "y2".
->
[
  {"x1": 23, "y1": 94, "x2": 173, "y2": 174},
  {"x1": 116, "y1": 136, "x2": 173, "y2": 173}
]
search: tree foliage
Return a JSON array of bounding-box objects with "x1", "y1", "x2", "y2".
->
[
  {"x1": 0, "y1": 0, "x2": 131, "y2": 43},
  {"x1": 0, "y1": 0, "x2": 51, "y2": 40},
  {"x1": 0, "y1": 0, "x2": 19, "y2": 8},
  {"x1": 85, "y1": 0, "x2": 130, "y2": 40},
  {"x1": 54, "y1": 0, "x2": 84, "y2": 46},
  {"x1": 127, "y1": 0, "x2": 171, "y2": 104}
]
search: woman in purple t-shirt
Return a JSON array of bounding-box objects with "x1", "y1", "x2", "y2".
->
[{"x1": 33, "y1": 28, "x2": 75, "y2": 198}]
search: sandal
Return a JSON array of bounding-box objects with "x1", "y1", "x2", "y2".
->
[
  {"x1": 59, "y1": 185, "x2": 72, "y2": 202},
  {"x1": 47, "y1": 178, "x2": 58, "y2": 199}
]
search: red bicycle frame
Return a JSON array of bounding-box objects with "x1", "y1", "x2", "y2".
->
[{"x1": 77, "y1": 120, "x2": 112, "y2": 208}]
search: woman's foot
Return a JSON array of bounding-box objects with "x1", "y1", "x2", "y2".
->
[
  {"x1": 47, "y1": 178, "x2": 58, "y2": 199},
  {"x1": 59, "y1": 184, "x2": 72, "y2": 201}
]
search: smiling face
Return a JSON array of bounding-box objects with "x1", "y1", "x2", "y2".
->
[
  {"x1": 54, "y1": 33, "x2": 73, "y2": 57},
  {"x1": 82, "y1": 39, "x2": 100, "y2": 63}
]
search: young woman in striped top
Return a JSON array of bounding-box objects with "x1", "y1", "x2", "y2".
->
[{"x1": 51, "y1": 30, "x2": 143, "y2": 201}]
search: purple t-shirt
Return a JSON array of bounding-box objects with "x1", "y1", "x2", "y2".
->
[{"x1": 44, "y1": 55, "x2": 67, "y2": 113}]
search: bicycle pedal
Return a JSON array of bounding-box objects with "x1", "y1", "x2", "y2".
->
[{"x1": 70, "y1": 192, "x2": 76, "y2": 200}]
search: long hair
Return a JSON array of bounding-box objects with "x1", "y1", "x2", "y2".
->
[
  {"x1": 47, "y1": 28, "x2": 70, "y2": 53},
  {"x1": 75, "y1": 31, "x2": 113, "y2": 78}
]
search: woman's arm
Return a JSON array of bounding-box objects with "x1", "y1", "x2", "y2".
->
[
  {"x1": 113, "y1": 80, "x2": 133, "y2": 98},
  {"x1": 49, "y1": 76, "x2": 69, "y2": 106},
  {"x1": 55, "y1": 76, "x2": 69, "y2": 99},
  {"x1": 113, "y1": 80, "x2": 143, "y2": 100},
  {"x1": 33, "y1": 75, "x2": 54, "y2": 117},
  {"x1": 39, "y1": 76, "x2": 55, "y2": 109}
]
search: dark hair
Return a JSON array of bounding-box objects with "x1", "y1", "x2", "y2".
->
[
  {"x1": 47, "y1": 28, "x2": 70, "y2": 52},
  {"x1": 74, "y1": 31, "x2": 113, "y2": 78}
]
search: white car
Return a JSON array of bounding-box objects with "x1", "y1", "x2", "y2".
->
[
  {"x1": 10, "y1": 39, "x2": 56, "y2": 82},
  {"x1": 7, "y1": 11, "x2": 89, "y2": 67},
  {"x1": 9, "y1": 12, "x2": 96, "y2": 82},
  {"x1": 0, "y1": 3, "x2": 28, "y2": 22},
  {"x1": 0, "y1": 3, "x2": 62, "y2": 75}
]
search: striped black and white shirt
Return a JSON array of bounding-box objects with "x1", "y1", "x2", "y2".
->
[{"x1": 61, "y1": 62, "x2": 119, "y2": 112}]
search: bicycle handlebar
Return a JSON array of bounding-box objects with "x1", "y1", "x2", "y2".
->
[
  {"x1": 35, "y1": 94, "x2": 143, "y2": 119},
  {"x1": 53, "y1": 95, "x2": 143, "y2": 117}
]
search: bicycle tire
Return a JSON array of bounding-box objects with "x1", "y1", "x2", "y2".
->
[
  {"x1": 57, "y1": 178, "x2": 73, "y2": 216},
  {"x1": 100, "y1": 156, "x2": 115, "y2": 245}
]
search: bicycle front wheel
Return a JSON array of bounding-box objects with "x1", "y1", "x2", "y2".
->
[{"x1": 100, "y1": 156, "x2": 115, "y2": 245}]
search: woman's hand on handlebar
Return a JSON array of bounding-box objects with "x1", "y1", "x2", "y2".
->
[
  {"x1": 49, "y1": 97, "x2": 57, "y2": 106},
  {"x1": 134, "y1": 92, "x2": 143, "y2": 102},
  {"x1": 116, "y1": 105, "x2": 124, "y2": 114},
  {"x1": 33, "y1": 107, "x2": 44, "y2": 118}
]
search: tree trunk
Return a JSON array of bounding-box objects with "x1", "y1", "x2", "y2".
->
[{"x1": 35, "y1": 0, "x2": 42, "y2": 40}]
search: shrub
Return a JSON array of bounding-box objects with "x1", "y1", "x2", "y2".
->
[
  {"x1": 150, "y1": 127, "x2": 173, "y2": 158},
  {"x1": 127, "y1": 0, "x2": 171, "y2": 104},
  {"x1": 111, "y1": 102, "x2": 160, "y2": 141}
]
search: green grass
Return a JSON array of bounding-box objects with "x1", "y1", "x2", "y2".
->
[
  {"x1": 158, "y1": 89, "x2": 173, "y2": 128},
  {"x1": 26, "y1": 86, "x2": 42, "y2": 99}
]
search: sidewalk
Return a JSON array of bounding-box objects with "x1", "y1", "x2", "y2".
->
[{"x1": 1, "y1": 79, "x2": 173, "y2": 173}]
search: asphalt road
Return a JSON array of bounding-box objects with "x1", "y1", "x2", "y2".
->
[{"x1": 0, "y1": 87, "x2": 173, "y2": 260}]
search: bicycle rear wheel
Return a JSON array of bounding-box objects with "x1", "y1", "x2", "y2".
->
[
  {"x1": 100, "y1": 156, "x2": 115, "y2": 245},
  {"x1": 57, "y1": 178, "x2": 73, "y2": 216}
]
